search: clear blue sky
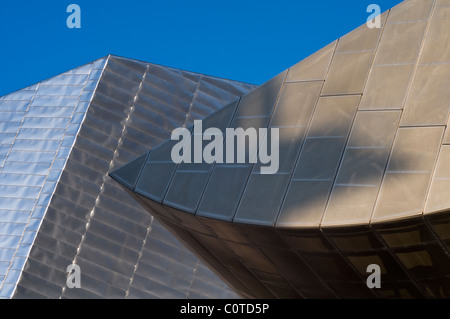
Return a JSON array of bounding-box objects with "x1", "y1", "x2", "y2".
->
[{"x1": 0, "y1": 0, "x2": 403, "y2": 97}]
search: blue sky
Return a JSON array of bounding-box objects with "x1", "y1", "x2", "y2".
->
[{"x1": 0, "y1": 0, "x2": 403, "y2": 97}]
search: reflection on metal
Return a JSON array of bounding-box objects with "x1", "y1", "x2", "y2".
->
[
  {"x1": 113, "y1": 0, "x2": 450, "y2": 298},
  {"x1": 0, "y1": 55, "x2": 256, "y2": 298}
]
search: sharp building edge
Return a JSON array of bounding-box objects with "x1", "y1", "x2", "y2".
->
[
  {"x1": 113, "y1": 0, "x2": 450, "y2": 298},
  {"x1": 0, "y1": 55, "x2": 256, "y2": 298}
]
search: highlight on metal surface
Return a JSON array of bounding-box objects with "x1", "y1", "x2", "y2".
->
[
  {"x1": 112, "y1": 0, "x2": 450, "y2": 298},
  {"x1": 0, "y1": 55, "x2": 256, "y2": 298},
  {"x1": 1, "y1": 0, "x2": 450, "y2": 299}
]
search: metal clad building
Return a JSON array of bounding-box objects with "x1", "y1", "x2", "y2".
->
[
  {"x1": 0, "y1": 55, "x2": 256, "y2": 298},
  {"x1": 113, "y1": 0, "x2": 450, "y2": 299},
  {"x1": 2, "y1": 0, "x2": 450, "y2": 299}
]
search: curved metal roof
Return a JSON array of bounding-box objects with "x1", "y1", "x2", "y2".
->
[{"x1": 112, "y1": 0, "x2": 450, "y2": 298}]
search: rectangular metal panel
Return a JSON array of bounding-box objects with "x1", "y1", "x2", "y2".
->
[
  {"x1": 277, "y1": 94, "x2": 359, "y2": 228},
  {"x1": 335, "y1": 148, "x2": 391, "y2": 186},
  {"x1": 277, "y1": 180, "x2": 333, "y2": 227},
  {"x1": 254, "y1": 126, "x2": 306, "y2": 174},
  {"x1": 359, "y1": 64, "x2": 414, "y2": 110},
  {"x1": 372, "y1": 126, "x2": 444, "y2": 223},
  {"x1": 11, "y1": 139, "x2": 61, "y2": 152},
  {"x1": 374, "y1": 21, "x2": 427, "y2": 65},
  {"x1": 36, "y1": 85, "x2": 84, "y2": 96},
  {"x1": 270, "y1": 82, "x2": 322, "y2": 127},
  {"x1": 8, "y1": 151, "x2": 56, "y2": 163},
  {"x1": 387, "y1": 0, "x2": 434, "y2": 23},
  {"x1": 161, "y1": 101, "x2": 240, "y2": 212},
  {"x1": 0, "y1": 92, "x2": 35, "y2": 103},
  {"x1": 322, "y1": 185, "x2": 381, "y2": 226},
  {"x1": 230, "y1": 71, "x2": 286, "y2": 118},
  {"x1": 374, "y1": 172, "x2": 434, "y2": 223},
  {"x1": 336, "y1": 13, "x2": 386, "y2": 52},
  {"x1": 294, "y1": 137, "x2": 347, "y2": 180},
  {"x1": 16, "y1": 128, "x2": 66, "y2": 140},
  {"x1": 307, "y1": 95, "x2": 360, "y2": 137},
  {"x1": 347, "y1": 110, "x2": 401, "y2": 148},
  {"x1": 164, "y1": 172, "x2": 210, "y2": 213},
  {"x1": 135, "y1": 162, "x2": 177, "y2": 202},
  {"x1": 322, "y1": 51, "x2": 374, "y2": 95},
  {"x1": 22, "y1": 115, "x2": 70, "y2": 129},
  {"x1": 234, "y1": 173, "x2": 290, "y2": 226},
  {"x1": 401, "y1": 64, "x2": 450, "y2": 126},
  {"x1": 287, "y1": 41, "x2": 336, "y2": 81},
  {"x1": 425, "y1": 145, "x2": 450, "y2": 214},
  {"x1": 321, "y1": 110, "x2": 400, "y2": 227},
  {"x1": 30, "y1": 95, "x2": 80, "y2": 107},
  {"x1": 387, "y1": 126, "x2": 444, "y2": 172},
  {"x1": 197, "y1": 166, "x2": 252, "y2": 221}
]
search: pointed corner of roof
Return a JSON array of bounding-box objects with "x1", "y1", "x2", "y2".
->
[{"x1": 109, "y1": 153, "x2": 148, "y2": 190}]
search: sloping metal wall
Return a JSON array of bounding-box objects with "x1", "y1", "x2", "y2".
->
[
  {"x1": 0, "y1": 58, "x2": 106, "y2": 298},
  {"x1": 0, "y1": 55, "x2": 256, "y2": 298},
  {"x1": 115, "y1": 0, "x2": 450, "y2": 298}
]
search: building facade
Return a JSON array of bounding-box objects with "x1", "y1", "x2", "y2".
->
[
  {"x1": 1, "y1": 0, "x2": 450, "y2": 299},
  {"x1": 113, "y1": 0, "x2": 450, "y2": 298},
  {"x1": 0, "y1": 55, "x2": 255, "y2": 298}
]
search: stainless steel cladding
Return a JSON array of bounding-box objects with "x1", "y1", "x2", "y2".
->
[
  {"x1": 0, "y1": 55, "x2": 256, "y2": 298},
  {"x1": 112, "y1": 0, "x2": 450, "y2": 299}
]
